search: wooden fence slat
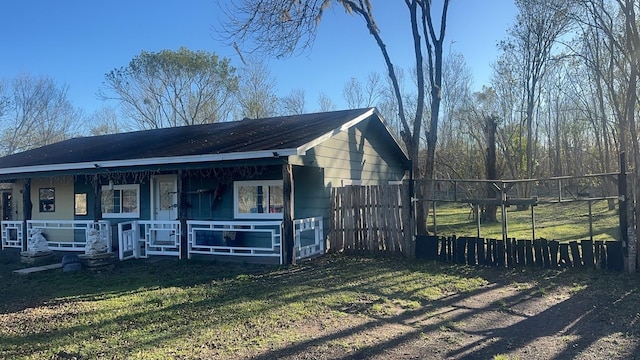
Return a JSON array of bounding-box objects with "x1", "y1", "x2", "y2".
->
[
  {"x1": 549, "y1": 240, "x2": 559, "y2": 268},
  {"x1": 477, "y1": 238, "x2": 487, "y2": 265},
  {"x1": 541, "y1": 238, "x2": 550, "y2": 268},
  {"x1": 525, "y1": 240, "x2": 534, "y2": 266},
  {"x1": 490, "y1": 239, "x2": 498, "y2": 266},
  {"x1": 373, "y1": 186, "x2": 379, "y2": 251},
  {"x1": 380, "y1": 187, "x2": 402, "y2": 254},
  {"x1": 496, "y1": 240, "x2": 506, "y2": 267},
  {"x1": 516, "y1": 240, "x2": 525, "y2": 267},
  {"x1": 581, "y1": 240, "x2": 594, "y2": 268},
  {"x1": 385, "y1": 185, "x2": 396, "y2": 253},
  {"x1": 347, "y1": 187, "x2": 356, "y2": 251},
  {"x1": 374, "y1": 186, "x2": 385, "y2": 251},
  {"x1": 455, "y1": 236, "x2": 466, "y2": 264},
  {"x1": 375, "y1": 186, "x2": 383, "y2": 251},
  {"x1": 389, "y1": 185, "x2": 403, "y2": 254},
  {"x1": 506, "y1": 238, "x2": 515, "y2": 267},
  {"x1": 356, "y1": 186, "x2": 363, "y2": 251},
  {"x1": 398, "y1": 184, "x2": 408, "y2": 255},
  {"x1": 365, "y1": 186, "x2": 374, "y2": 252},
  {"x1": 467, "y1": 237, "x2": 477, "y2": 265},
  {"x1": 438, "y1": 236, "x2": 447, "y2": 261},
  {"x1": 606, "y1": 241, "x2": 623, "y2": 271},
  {"x1": 485, "y1": 239, "x2": 494, "y2": 266},
  {"x1": 559, "y1": 243, "x2": 572, "y2": 267},
  {"x1": 533, "y1": 239, "x2": 543, "y2": 267},
  {"x1": 594, "y1": 241, "x2": 604, "y2": 269},
  {"x1": 569, "y1": 241, "x2": 582, "y2": 267}
]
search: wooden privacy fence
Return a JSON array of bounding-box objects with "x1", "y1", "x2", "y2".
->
[
  {"x1": 416, "y1": 235, "x2": 624, "y2": 271},
  {"x1": 329, "y1": 184, "x2": 407, "y2": 255}
]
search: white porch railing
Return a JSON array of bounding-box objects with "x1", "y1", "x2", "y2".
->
[
  {"x1": 5, "y1": 217, "x2": 325, "y2": 264},
  {"x1": 1, "y1": 221, "x2": 24, "y2": 249},
  {"x1": 118, "y1": 221, "x2": 139, "y2": 260},
  {"x1": 294, "y1": 217, "x2": 324, "y2": 261},
  {"x1": 187, "y1": 220, "x2": 283, "y2": 263},
  {"x1": 118, "y1": 221, "x2": 181, "y2": 260},
  {"x1": 26, "y1": 220, "x2": 111, "y2": 252}
]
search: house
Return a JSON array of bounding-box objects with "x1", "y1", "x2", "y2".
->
[{"x1": 0, "y1": 108, "x2": 410, "y2": 264}]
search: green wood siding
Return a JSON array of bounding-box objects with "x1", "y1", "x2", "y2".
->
[
  {"x1": 290, "y1": 117, "x2": 407, "y2": 187},
  {"x1": 292, "y1": 166, "x2": 327, "y2": 219}
]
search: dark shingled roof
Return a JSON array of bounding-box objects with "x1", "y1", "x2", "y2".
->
[{"x1": 0, "y1": 108, "x2": 385, "y2": 170}]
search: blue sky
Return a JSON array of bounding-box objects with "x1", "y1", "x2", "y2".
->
[{"x1": 0, "y1": 1, "x2": 517, "y2": 117}]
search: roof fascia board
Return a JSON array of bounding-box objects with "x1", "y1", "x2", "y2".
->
[
  {"x1": 372, "y1": 108, "x2": 410, "y2": 160},
  {"x1": 296, "y1": 108, "x2": 375, "y2": 155},
  {"x1": 0, "y1": 149, "x2": 298, "y2": 176}
]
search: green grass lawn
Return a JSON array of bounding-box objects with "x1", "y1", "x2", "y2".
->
[
  {"x1": 1, "y1": 249, "x2": 639, "y2": 359},
  {"x1": 428, "y1": 200, "x2": 619, "y2": 242},
  {"x1": 0, "y1": 251, "x2": 485, "y2": 359}
]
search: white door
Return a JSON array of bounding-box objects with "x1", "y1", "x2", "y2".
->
[{"x1": 152, "y1": 175, "x2": 178, "y2": 221}]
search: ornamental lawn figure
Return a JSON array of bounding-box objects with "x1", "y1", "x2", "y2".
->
[
  {"x1": 27, "y1": 228, "x2": 49, "y2": 253},
  {"x1": 79, "y1": 228, "x2": 115, "y2": 270},
  {"x1": 85, "y1": 228, "x2": 108, "y2": 255}
]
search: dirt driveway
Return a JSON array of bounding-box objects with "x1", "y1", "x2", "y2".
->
[{"x1": 249, "y1": 266, "x2": 640, "y2": 360}]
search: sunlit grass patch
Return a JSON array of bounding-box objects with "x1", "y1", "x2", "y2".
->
[{"x1": 430, "y1": 201, "x2": 618, "y2": 242}]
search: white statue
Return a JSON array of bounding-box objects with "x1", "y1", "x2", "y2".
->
[
  {"x1": 85, "y1": 228, "x2": 108, "y2": 255},
  {"x1": 27, "y1": 228, "x2": 49, "y2": 253}
]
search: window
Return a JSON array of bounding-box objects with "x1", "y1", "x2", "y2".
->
[
  {"x1": 74, "y1": 193, "x2": 87, "y2": 216},
  {"x1": 234, "y1": 180, "x2": 284, "y2": 219},
  {"x1": 39, "y1": 188, "x2": 55, "y2": 212},
  {"x1": 101, "y1": 184, "x2": 140, "y2": 218}
]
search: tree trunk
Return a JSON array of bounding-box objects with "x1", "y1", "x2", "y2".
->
[{"x1": 482, "y1": 115, "x2": 498, "y2": 223}]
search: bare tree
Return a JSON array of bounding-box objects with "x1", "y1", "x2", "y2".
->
[
  {"x1": 577, "y1": 0, "x2": 640, "y2": 271},
  {"x1": 342, "y1": 72, "x2": 382, "y2": 109},
  {"x1": 0, "y1": 74, "x2": 82, "y2": 155},
  {"x1": 501, "y1": 0, "x2": 575, "y2": 183},
  {"x1": 0, "y1": 80, "x2": 8, "y2": 118},
  {"x1": 317, "y1": 92, "x2": 336, "y2": 112},
  {"x1": 342, "y1": 77, "x2": 365, "y2": 109},
  {"x1": 236, "y1": 59, "x2": 279, "y2": 119},
  {"x1": 100, "y1": 47, "x2": 238, "y2": 129},
  {"x1": 88, "y1": 106, "x2": 128, "y2": 135},
  {"x1": 280, "y1": 88, "x2": 307, "y2": 115},
  {"x1": 219, "y1": 0, "x2": 452, "y2": 241},
  {"x1": 438, "y1": 51, "x2": 473, "y2": 160}
]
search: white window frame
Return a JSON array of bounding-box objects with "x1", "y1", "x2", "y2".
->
[
  {"x1": 101, "y1": 184, "x2": 141, "y2": 219},
  {"x1": 233, "y1": 180, "x2": 284, "y2": 219}
]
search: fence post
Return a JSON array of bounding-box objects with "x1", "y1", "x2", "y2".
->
[{"x1": 618, "y1": 152, "x2": 636, "y2": 272}]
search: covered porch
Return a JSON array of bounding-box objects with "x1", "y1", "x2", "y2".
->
[{"x1": 1, "y1": 216, "x2": 324, "y2": 265}]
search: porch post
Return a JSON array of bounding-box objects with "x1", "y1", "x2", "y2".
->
[
  {"x1": 282, "y1": 163, "x2": 295, "y2": 265},
  {"x1": 93, "y1": 175, "x2": 102, "y2": 221},
  {"x1": 22, "y1": 178, "x2": 32, "y2": 252},
  {"x1": 178, "y1": 170, "x2": 188, "y2": 259}
]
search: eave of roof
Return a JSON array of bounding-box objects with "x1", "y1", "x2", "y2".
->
[{"x1": 0, "y1": 148, "x2": 301, "y2": 176}]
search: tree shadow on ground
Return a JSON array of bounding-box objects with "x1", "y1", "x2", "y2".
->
[
  {"x1": 0, "y1": 248, "x2": 276, "y2": 315},
  {"x1": 251, "y1": 264, "x2": 640, "y2": 360}
]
